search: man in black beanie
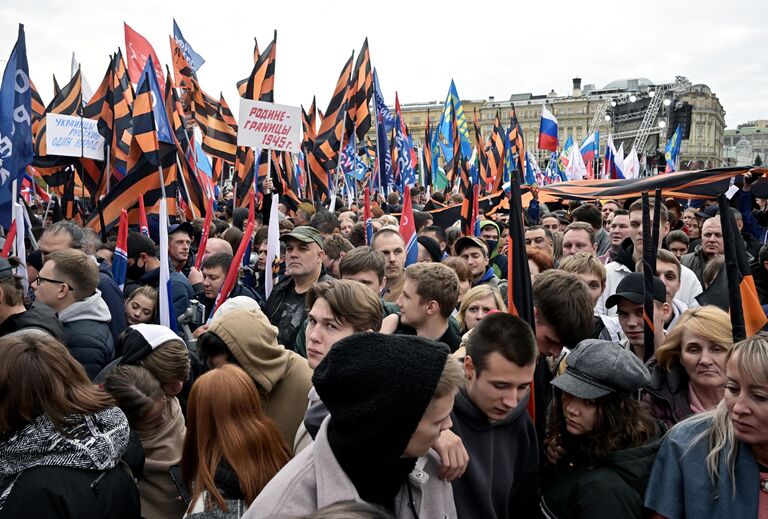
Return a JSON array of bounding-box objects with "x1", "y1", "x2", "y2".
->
[{"x1": 244, "y1": 333, "x2": 464, "y2": 519}]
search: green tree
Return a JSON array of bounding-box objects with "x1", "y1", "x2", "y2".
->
[{"x1": 755, "y1": 154, "x2": 763, "y2": 166}]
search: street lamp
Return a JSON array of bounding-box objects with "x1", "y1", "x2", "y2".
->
[
  {"x1": 611, "y1": 100, "x2": 617, "y2": 107},
  {"x1": 658, "y1": 120, "x2": 666, "y2": 128},
  {"x1": 604, "y1": 114, "x2": 611, "y2": 121},
  {"x1": 629, "y1": 94, "x2": 637, "y2": 103},
  {"x1": 663, "y1": 98, "x2": 672, "y2": 107},
  {"x1": 648, "y1": 90, "x2": 656, "y2": 97}
]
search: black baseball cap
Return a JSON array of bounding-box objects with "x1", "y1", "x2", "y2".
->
[{"x1": 605, "y1": 272, "x2": 666, "y2": 308}]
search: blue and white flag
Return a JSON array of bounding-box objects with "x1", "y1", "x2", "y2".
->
[
  {"x1": 158, "y1": 199, "x2": 178, "y2": 332},
  {"x1": 172, "y1": 19, "x2": 205, "y2": 72},
  {"x1": 0, "y1": 25, "x2": 32, "y2": 229},
  {"x1": 136, "y1": 56, "x2": 174, "y2": 145}
]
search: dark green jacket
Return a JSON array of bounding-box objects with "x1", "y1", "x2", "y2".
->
[{"x1": 540, "y1": 432, "x2": 662, "y2": 519}]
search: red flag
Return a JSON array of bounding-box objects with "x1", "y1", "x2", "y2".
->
[
  {"x1": 209, "y1": 195, "x2": 256, "y2": 318},
  {"x1": 195, "y1": 198, "x2": 215, "y2": 270},
  {"x1": 0, "y1": 221, "x2": 16, "y2": 258},
  {"x1": 364, "y1": 187, "x2": 373, "y2": 245},
  {"x1": 138, "y1": 193, "x2": 150, "y2": 237},
  {"x1": 124, "y1": 22, "x2": 165, "y2": 85}
]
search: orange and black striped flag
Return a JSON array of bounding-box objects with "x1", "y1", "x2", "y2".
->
[
  {"x1": 446, "y1": 102, "x2": 462, "y2": 186},
  {"x1": 349, "y1": 38, "x2": 373, "y2": 142},
  {"x1": 302, "y1": 96, "x2": 317, "y2": 150},
  {"x1": 169, "y1": 36, "x2": 196, "y2": 89},
  {"x1": 252, "y1": 37, "x2": 260, "y2": 64},
  {"x1": 424, "y1": 110, "x2": 433, "y2": 188},
  {"x1": 29, "y1": 80, "x2": 45, "y2": 140},
  {"x1": 219, "y1": 94, "x2": 238, "y2": 134},
  {"x1": 84, "y1": 158, "x2": 178, "y2": 234},
  {"x1": 78, "y1": 58, "x2": 115, "y2": 197},
  {"x1": 189, "y1": 78, "x2": 217, "y2": 136},
  {"x1": 238, "y1": 30, "x2": 276, "y2": 102},
  {"x1": 313, "y1": 53, "x2": 354, "y2": 170},
  {"x1": 508, "y1": 105, "x2": 526, "y2": 175},
  {"x1": 488, "y1": 112, "x2": 505, "y2": 192},
  {"x1": 34, "y1": 69, "x2": 82, "y2": 157},
  {"x1": 717, "y1": 193, "x2": 768, "y2": 340},
  {"x1": 473, "y1": 109, "x2": 488, "y2": 190},
  {"x1": 127, "y1": 67, "x2": 175, "y2": 177},
  {"x1": 164, "y1": 70, "x2": 208, "y2": 219},
  {"x1": 197, "y1": 91, "x2": 237, "y2": 164},
  {"x1": 111, "y1": 49, "x2": 135, "y2": 178}
]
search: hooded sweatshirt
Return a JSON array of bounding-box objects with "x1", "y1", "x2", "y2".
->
[
  {"x1": 450, "y1": 387, "x2": 538, "y2": 519},
  {"x1": 540, "y1": 431, "x2": 663, "y2": 519},
  {"x1": 206, "y1": 307, "x2": 313, "y2": 453},
  {"x1": 479, "y1": 220, "x2": 508, "y2": 280},
  {"x1": 58, "y1": 289, "x2": 115, "y2": 379}
]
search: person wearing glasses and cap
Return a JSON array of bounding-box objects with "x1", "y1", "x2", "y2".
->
[
  {"x1": 540, "y1": 339, "x2": 663, "y2": 519},
  {"x1": 33, "y1": 249, "x2": 114, "y2": 380},
  {"x1": 0, "y1": 257, "x2": 65, "y2": 340}
]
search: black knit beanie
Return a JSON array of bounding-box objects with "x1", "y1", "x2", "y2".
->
[{"x1": 312, "y1": 332, "x2": 449, "y2": 509}]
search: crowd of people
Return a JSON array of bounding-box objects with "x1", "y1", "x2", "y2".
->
[{"x1": 2, "y1": 175, "x2": 768, "y2": 519}]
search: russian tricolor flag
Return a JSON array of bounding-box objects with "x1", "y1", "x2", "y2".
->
[
  {"x1": 112, "y1": 209, "x2": 128, "y2": 291},
  {"x1": 537, "y1": 106, "x2": 559, "y2": 152},
  {"x1": 399, "y1": 189, "x2": 418, "y2": 266}
]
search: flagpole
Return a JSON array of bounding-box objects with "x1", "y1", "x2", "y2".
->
[
  {"x1": 374, "y1": 113, "x2": 382, "y2": 194},
  {"x1": 175, "y1": 154, "x2": 197, "y2": 218}
]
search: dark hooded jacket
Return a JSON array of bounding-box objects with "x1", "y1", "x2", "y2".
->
[
  {"x1": 540, "y1": 431, "x2": 663, "y2": 519},
  {"x1": 0, "y1": 300, "x2": 66, "y2": 340},
  {"x1": 59, "y1": 290, "x2": 115, "y2": 380},
  {"x1": 450, "y1": 387, "x2": 538, "y2": 519},
  {"x1": 97, "y1": 259, "x2": 127, "y2": 344},
  {"x1": 479, "y1": 220, "x2": 509, "y2": 280},
  {"x1": 641, "y1": 358, "x2": 693, "y2": 429}
]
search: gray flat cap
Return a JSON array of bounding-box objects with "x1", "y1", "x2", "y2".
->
[{"x1": 551, "y1": 339, "x2": 651, "y2": 400}]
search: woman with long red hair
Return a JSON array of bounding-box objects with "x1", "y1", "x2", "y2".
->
[{"x1": 181, "y1": 364, "x2": 290, "y2": 517}]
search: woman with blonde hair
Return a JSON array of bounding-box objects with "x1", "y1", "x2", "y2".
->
[
  {"x1": 645, "y1": 335, "x2": 768, "y2": 517},
  {"x1": 181, "y1": 364, "x2": 290, "y2": 517},
  {"x1": 124, "y1": 285, "x2": 158, "y2": 327},
  {"x1": 642, "y1": 306, "x2": 733, "y2": 428},
  {"x1": 457, "y1": 285, "x2": 506, "y2": 333}
]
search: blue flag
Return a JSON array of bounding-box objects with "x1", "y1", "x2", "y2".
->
[
  {"x1": 0, "y1": 24, "x2": 32, "y2": 228},
  {"x1": 665, "y1": 125, "x2": 683, "y2": 173},
  {"x1": 173, "y1": 19, "x2": 205, "y2": 72},
  {"x1": 136, "y1": 56, "x2": 174, "y2": 145},
  {"x1": 373, "y1": 69, "x2": 393, "y2": 191}
]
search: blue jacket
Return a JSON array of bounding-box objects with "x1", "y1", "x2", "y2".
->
[
  {"x1": 98, "y1": 259, "x2": 126, "y2": 344},
  {"x1": 645, "y1": 414, "x2": 759, "y2": 518}
]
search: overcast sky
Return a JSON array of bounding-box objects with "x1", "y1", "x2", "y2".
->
[{"x1": 1, "y1": 0, "x2": 764, "y2": 130}]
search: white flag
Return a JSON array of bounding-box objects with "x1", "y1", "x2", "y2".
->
[{"x1": 265, "y1": 194, "x2": 280, "y2": 299}]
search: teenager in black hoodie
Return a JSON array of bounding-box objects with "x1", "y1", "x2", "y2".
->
[{"x1": 451, "y1": 313, "x2": 539, "y2": 519}]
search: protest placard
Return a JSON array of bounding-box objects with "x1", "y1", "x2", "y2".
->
[
  {"x1": 237, "y1": 99, "x2": 301, "y2": 154},
  {"x1": 45, "y1": 113, "x2": 105, "y2": 160}
]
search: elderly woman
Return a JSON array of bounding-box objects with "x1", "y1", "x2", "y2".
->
[
  {"x1": 645, "y1": 335, "x2": 768, "y2": 517},
  {"x1": 642, "y1": 306, "x2": 733, "y2": 428}
]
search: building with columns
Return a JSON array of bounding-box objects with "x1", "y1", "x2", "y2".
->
[{"x1": 387, "y1": 77, "x2": 726, "y2": 172}]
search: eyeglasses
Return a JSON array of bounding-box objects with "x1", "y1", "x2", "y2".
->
[{"x1": 33, "y1": 276, "x2": 73, "y2": 291}]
